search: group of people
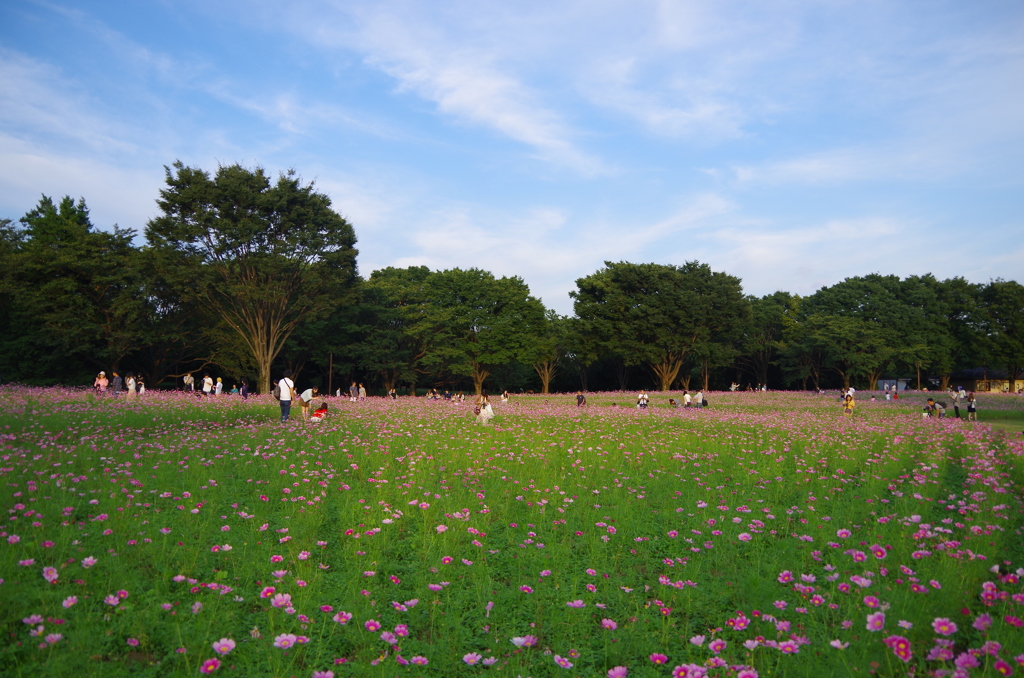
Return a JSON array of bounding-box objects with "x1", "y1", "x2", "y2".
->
[
  {"x1": 93, "y1": 371, "x2": 145, "y2": 398},
  {"x1": 183, "y1": 373, "x2": 250, "y2": 399},
  {"x1": 924, "y1": 388, "x2": 978, "y2": 420}
]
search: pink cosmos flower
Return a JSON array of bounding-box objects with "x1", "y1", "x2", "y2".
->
[
  {"x1": 83, "y1": 556, "x2": 99, "y2": 568},
  {"x1": 738, "y1": 533, "x2": 752, "y2": 542},
  {"x1": 863, "y1": 595, "x2": 880, "y2": 608},
  {"x1": 650, "y1": 653, "x2": 669, "y2": 664},
  {"x1": 441, "y1": 556, "x2": 453, "y2": 564},
  {"x1": 199, "y1": 658, "x2": 221, "y2": 673},
  {"x1": 777, "y1": 571, "x2": 793, "y2": 583},
  {"x1": 436, "y1": 525, "x2": 448, "y2": 533},
  {"x1": 62, "y1": 596, "x2": 77, "y2": 608},
  {"x1": 932, "y1": 618, "x2": 957, "y2": 636},
  {"x1": 42, "y1": 567, "x2": 59, "y2": 583},
  {"x1": 737, "y1": 670, "x2": 758, "y2": 678},
  {"x1": 554, "y1": 655, "x2": 573, "y2": 668},
  {"x1": 778, "y1": 640, "x2": 800, "y2": 654},
  {"x1": 836, "y1": 529, "x2": 852, "y2": 538},
  {"x1": 311, "y1": 672, "x2": 335, "y2": 678},
  {"x1": 410, "y1": 656, "x2": 429, "y2": 665},
  {"x1": 708, "y1": 639, "x2": 727, "y2": 654},
  {"x1": 212, "y1": 638, "x2": 235, "y2": 655},
  {"x1": 127, "y1": 638, "x2": 140, "y2": 647},
  {"x1": 270, "y1": 555, "x2": 283, "y2": 563},
  {"x1": 608, "y1": 667, "x2": 628, "y2": 678},
  {"x1": 866, "y1": 612, "x2": 886, "y2": 631},
  {"x1": 672, "y1": 664, "x2": 707, "y2": 677},
  {"x1": 520, "y1": 585, "x2": 533, "y2": 593},
  {"x1": 830, "y1": 640, "x2": 849, "y2": 650},
  {"x1": 273, "y1": 634, "x2": 298, "y2": 649},
  {"x1": 270, "y1": 593, "x2": 292, "y2": 608},
  {"x1": 45, "y1": 633, "x2": 62, "y2": 645},
  {"x1": 690, "y1": 635, "x2": 705, "y2": 646},
  {"x1": 104, "y1": 595, "x2": 120, "y2": 606},
  {"x1": 463, "y1": 653, "x2": 482, "y2": 665},
  {"x1": 973, "y1": 613, "x2": 993, "y2": 631},
  {"x1": 870, "y1": 544, "x2": 887, "y2": 559},
  {"x1": 511, "y1": 636, "x2": 538, "y2": 647},
  {"x1": 395, "y1": 624, "x2": 409, "y2": 637},
  {"x1": 566, "y1": 600, "x2": 585, "y2": 608},
  {"x1": 259, "y1": 586, "x2": 275, "y2": 598},
  {"x1": 364, "y1": 619, "x2": 381, "y2": 632},
  {"x1": 602, "y1": 618, "x2": 617, "y2": 630},
  {"x1": 333, "y1": 611, "x2": 352, "y2": 624}
]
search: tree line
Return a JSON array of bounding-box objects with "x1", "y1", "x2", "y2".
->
[{"x1": 1, "y1": 162, "x2": 1021, "y2": 394}]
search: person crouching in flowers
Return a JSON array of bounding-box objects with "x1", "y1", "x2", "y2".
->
[
  {"x1": 474, "y1": 395, "x2": 495, "y2": 425},
  {"x1": 310, "y1": 401, "x2": 328, "y2": 422}
]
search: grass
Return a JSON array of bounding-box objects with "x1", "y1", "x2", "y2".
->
[{"x1": 1, "y1": 387, "x2": 1022, "y2": 677}]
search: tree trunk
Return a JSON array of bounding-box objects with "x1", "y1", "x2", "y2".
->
[
  {"x1": 650, "y1": 354, "x2": 683, "y2": 391},
  {"x1": 939, "y1": 373, "x2": 951, "y2": 391},
  {"x1": 702, "y1": 357, "x2": 711, "y2": 392},
  {"x1": 867, "y1": 368, "x2": 884, "y2": 391},
  {"x1": 614, "y1": 359, "x2": 632, "y2": 391},
  {"x1": 472, "y1": 362, "x2": 491, "y2": 395},
  {"x1": 916, "y1": 364, "x2": 922, "y2": 391},
  {"x1": 533, "y1": 361, "x2": 557, "y2": 394}
]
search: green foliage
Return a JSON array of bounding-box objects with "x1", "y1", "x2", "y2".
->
[
  {"x1": 145, "y1": 162, "x2": 359, "y2": 393},
  {"x1": 571, "y1": 261, "x2": 749, "y2": 391}
]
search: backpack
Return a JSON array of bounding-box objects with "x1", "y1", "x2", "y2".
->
[{"x1": 272, "y1": 384, "x2": 281, "y2": 399}]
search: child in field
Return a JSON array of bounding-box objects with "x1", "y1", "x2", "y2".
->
[
  {"x1": 967, "y1": 392, "x2": 977, "y2": 421},
  {"x1": 299, "y1": 387, "x2": 319, "y2": 419},
  {"x1": 310, "y1": 401, "x2": 329, "y2": 422},
  {"x1": 842, "y1": 394, "x2": 855, "y2": 416}
]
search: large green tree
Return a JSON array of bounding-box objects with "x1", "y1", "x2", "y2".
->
[
  {"x1": 571, "y1": 261, "x2": 748, "y2": 391},
  {"x1": 146, "y1": 162, "x2": 358, "y2": 393},
  {"x1": 0, "y1": 196, "x2": 146, "y2": 382},
  {"x1": 982, "y1": 279, "x2": 1024, "y2": 392},
  {"x1": 424, "y1": 268, "x2": 547, "y2": 394}
]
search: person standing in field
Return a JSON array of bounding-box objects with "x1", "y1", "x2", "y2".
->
[
  {"x1": 240, "y1": 379, "x2": 249, "y2": 400},
  {"x1": 694, "y1": 389, "x2": 704, "y2": 408},
  {"x1": 137, "y1": 376, "x2": 145, "y2": 397},
  {"x1": 682, "y1": 390, "x2": 692, "y2": 408},
  {"x1": 576, "y1": 391, "x2": 586, "y2": 407},
  {"x1": 215, "y1": 377, "x2": 223, "y2": 396},
  {"x1": 842, "y1": 394, "x2": 855, "y2": 416},
  {"x1": 637, "y1": 390, "x2": 649, "y2": 409},
  {"x1": 183, "y1": 372, "x2": 194, "y2": 392},
  {"x1": 278, "y1": 370, "x2": 295, "y2": 423},
  {"x1": 111, "y1": 372, "x2": 123, "y2": 396},
  {"x1": 475, "y1": 395, "x2": 495, "y2": 425},
  {"x1": 94, "y1": 371, "x2": 108, "y2": 393},
  {"x1": 202, "y1": 374, "x2": 214, "y2": 397},
  {"x1": 358, "y1": 383, "x2": 367, "y2": 400},
  {"x1": 349, "y1": 381, "x2": 358, "y2": 402},
  {"x1": 125, "y1": 374, "x2": 136, "y2": 401},
  {"x1": 967, "y1": 392, "x2": 977, "y2": 421}
]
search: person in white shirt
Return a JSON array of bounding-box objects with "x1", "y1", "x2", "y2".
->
[
  {"x1": 694, "y1": 390, "x2": 704, "y2": 407},
  {"x1": 183, "y1": 373, "x2": 194, "y2": 391},
  {"x1": 298, "y1": 387, "x2": 319, "y2": 419},
  {"x1": 202, "y1": 374, "x2": 214, "y2": 396},
  {"x1": 215, "y1": 377, "x2": 223, "y2": 395},
  {"x1": 278, "y1": 370, "x2": 295, "y2": 422},
  {"x1": 683, "y1": 391, "x2": 692, "y2": 407}
]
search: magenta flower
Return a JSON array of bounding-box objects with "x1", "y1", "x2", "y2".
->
[
  {"x1": 212, "y1": 638, "x2": 236, "y2": 655},
  {"x1": 463, "y1": 653, "x2": 482, "y2": 665},
  {"x1": 62, "y1": 596, "x2": 77, "y2": 608},
  {"x1": 836, "y1": 529, "x2": 851, "y2": 538},
  {"x1": 270, "y1": 593, "x2": 292, "y2": 608},
  {"x1": 932, "y1": 618, "x2": 958, "y2": 636},
  {"x1": 708, "y1": 639, "x2": 726, "y2": 654},
  {"x1": 566, "y1": 600, "x2": 585, "y2": 608},
  {"x1": 671, "y1": 665, "x2": 705, "y2": 677},
  {"x1": 554, "y1": 655, "x2": 574, "y2": 668},
  {"x1": 270, "y1": 555, "x2": 283, "y2": 563},
  {"x1": 42, "y1": 567, "x2": 58, "y2": 583},
  {"x1": 870, "y1": 544, "x2": 887, "y2": 559},
  {"x1": 259, "y1": 586, "x2": 275, "y2": 598},
  {"x1": 333, "y1": 611, "x2": 352, "y2": 624},
  {"x1": 82, "y1": 556, "x2": 97, "y2": 568},
  {"x1": 689, "y1": 635, "x2": 706, "y2": 646},
  {"x1": 737, "y1": 670, "x2": 758, "y2": 678},
  {"x1": 778, "y1": 640, "x2": 800, "y2": 654},
  {"x1": 830, "y1": 640, "x2": 849, "y2": 650},
  {"x1": 273, "y1": 633, "x2": 298, "y2": 649},
  {"x1": 410, "y1": 656, "x2": 429, "y2": 665},
  {"x1": 863, "y1": 595, "x2": 880, "y2": 608},
  {"x1": 311, "y1": 672, "x2": 335, "y2": 678},
  {"x1": 738, "y1": 533, "x2": 752, "y2": 542},
  {"x1": 866, "y1": 612, "x2": 886, "y2": 631},
  {"x1": 520, "y1": 585, "x2": 533, "y2": 593},
  {"x1": 607, "y1": 667, "x2": 628, "y2": 678},
  {"x1": 777, "y1": 571, "x2": 793, "y2": 583},
  {"x1": 199, "y1": 658, "x2": 221, "y2": 674},
  {"x1": 45, "y1": 633, "x2": 62, "y2": 645},
  {"x1": 511, "y1": 635, "x2": 538, "y2": 647},
  {"x1": 127, "y1": 638, "x2": 140, "y2": 647},
  {"x1": 364, "y1": 619, "x2": 381, "y2": 632},
  {"x1": 973, "y1": 613, "x2": 993, "y2": 631},
  {"x1": 104, "y1": 595, "x2": 120, "y2": 606},
  {"x1": 602, "y1": 618, "x2": 617, "y2": 630},
  {"x1": 650, "y1": 653, "x2": 669, "y2": 664}
]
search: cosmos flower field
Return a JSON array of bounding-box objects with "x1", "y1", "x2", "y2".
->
[{"x1": 2, "y1": 387, "x2": 1023, "y2": 677}]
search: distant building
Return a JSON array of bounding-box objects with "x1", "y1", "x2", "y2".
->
[
  {"x1": 949, "y1": 367, "x2": 1024, "y2": 393},
  {"x1": 876, "y1": 379, "x2": 910, "y2": 391}
]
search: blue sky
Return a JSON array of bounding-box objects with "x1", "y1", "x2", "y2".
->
[{"x1": 1, "y1": 0, "x2": 1022, "y2": 313}]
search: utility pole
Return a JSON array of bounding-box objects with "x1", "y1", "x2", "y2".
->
[{"x1": 328, "y1": 352, "x2": 333, "y2": 397}]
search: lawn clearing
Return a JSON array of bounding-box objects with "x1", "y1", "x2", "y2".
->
[{"x1": 1, "y1": 387, "x2": 1023, "y2": 677}]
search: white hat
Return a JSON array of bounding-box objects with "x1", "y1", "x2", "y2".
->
[{"x1": 99, "y1": 371, "x2": 106, "y2": 376}]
